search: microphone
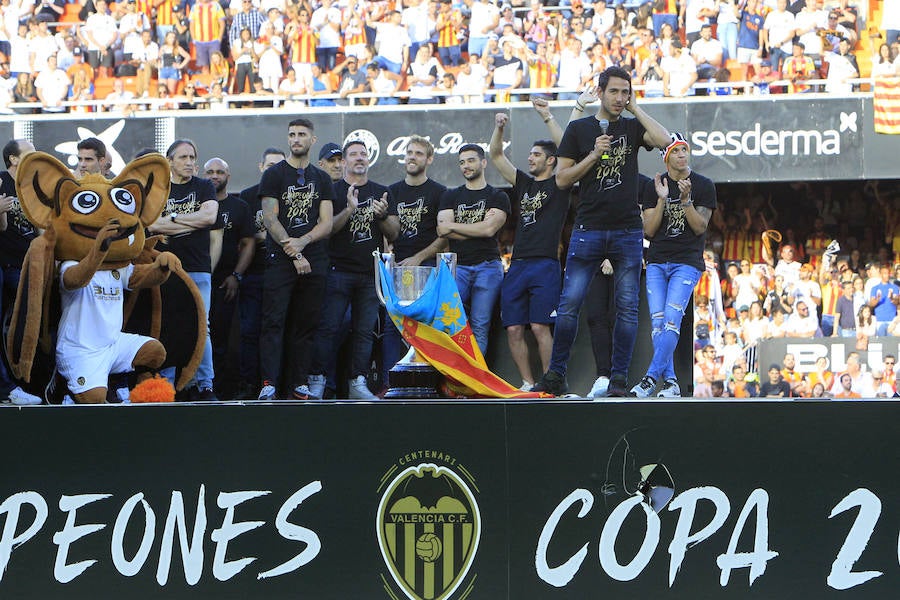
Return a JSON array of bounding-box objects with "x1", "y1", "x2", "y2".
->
[{"x1": 599, "y1": 119, "x2": 610, "y2": 160}]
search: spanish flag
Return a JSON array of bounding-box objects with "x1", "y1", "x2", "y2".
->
[
  {"x1": 378, "y1": 260, "x2": 548, "y2": 398},
  {"x1": 874, "y1": 76, "x2": 900, "y2": 134}
]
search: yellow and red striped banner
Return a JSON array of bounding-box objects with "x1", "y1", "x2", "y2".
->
[{"x1": 874, "y1": 77, "x2": 900, "y2": 135}]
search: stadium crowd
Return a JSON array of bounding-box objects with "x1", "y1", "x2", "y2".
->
[{"x1": 0, "y1": 0, "x2": 896, "y2": 112}]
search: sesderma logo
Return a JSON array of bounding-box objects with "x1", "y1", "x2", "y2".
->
[{"x1": 691, "y1": 121, "x2": 846, "y2": 158}]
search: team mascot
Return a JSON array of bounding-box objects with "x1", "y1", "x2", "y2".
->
[{"x1": 6, "y1": 152, "x2": 205, "y2": 403}]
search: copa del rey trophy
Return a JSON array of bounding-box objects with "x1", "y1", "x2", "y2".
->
[{"x1": 374, "y1": 251, "x2": 457, "y2": 399}]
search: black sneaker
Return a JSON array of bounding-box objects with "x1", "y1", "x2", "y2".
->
[
  {"x1": 607, "y1": 375, "x2": 632, "y2": 397},
  {"x1": 194, "y1": 387, "x2": 219, "y2": 402},
  {"x1": 532, "y1": 370, "x2": 569, "y2": 396}
]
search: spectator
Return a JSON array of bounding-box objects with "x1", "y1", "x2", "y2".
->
[
  {"x1": 29, "y1": 20, "x2": 57, "y2": 75},
  {"x1": 154, "y1": 0, "x2": 179, "y2": 45},
  {"x1": 33, "y1": 54, "x2": 69, "y2": 113},
  {"x1": 130, "y1": 29, "x2": 158, "y2": 98},
  {"x1": 435, "y1": 0, "x2": 464, "y2": 66},
  {"x1": 780, "y1": 352, "x2": 806, "y2": 396},
  {"x1": 208, "y1": 50, "x2": 231, "y2": 90},
  {"x1": 67, "y1": 68, "x2": 94, "y2": 113},
  {"x1": 806, "y1": 355, "x2": 834, "y2": 394},
  {"x1": 230, "y1": 27, "x2": 257, "y2": 95},
  {"x1": 833, "y1": 372, "x2": 861, "y2": 398},
  {"x1": 189, "y1": 0, "x2": 226, "y2": 75},
  {"x1": 178, "y1": 81, "x2": 208, "y2": 110},
  {"x1": 682, "y1": 0, "x2": 717, "y2": 45},
  {"x1": 662, "y1": 38, "x2": 698, "y2": 97},
  {"x1": 7, "y1": 22, "x2": 29, "y2": 80},
  {"x1": 490, "y1": 39, "x2": 524, "y2": 102},
  {"x1": 255, "y1": 21, "x2": 284, "y2": 92},
  {"x1": 332, "y1": 55, "x2": 366, "y2": 106},
  {"x1": 117, "y1": 0, "x2": 151, "y2": 73},
  {"x1": 342, "y1": 5, "x2": 369, "y2": 60},
  {"x1": 103, "y1": 77, "x2": 137, "y2": 115},
  {"x1": 455, "y1": 53, "x2": 491, "y2": 103},
  {"x1": 401, "y1": 0, "x2": 433, "y2": 59},
  {"x1": 277, "y1": 67, "x2": 307, "y2": 107},
  {"x1": 206, "y1": 80, "x2": 229, "y2": 111},
  {"x1": 727, "y1": 363, "x2": 758, "y2": 397},
  {"x1": 782, "y1": 41, "x2": 816, "y2": 94},
  {"x1": 34, "y1": 0, "x2": 64, "y2": 30},
  {"x1": 466, "y1": 0, "x2": 500, "y2": 60},
  {"x1": 690, "y1": 23, "x2": 723, "y2": 82},
  {"x1": 735, "y1": 0, "x2": 764, "y2": 65},
  {"x1": 368, "y1": 10, "x2": 411, "y2": 75},
  {"x1": 284, "y1": 6, "x2": 316, "y2": 80},
  {"x1": 307, "y1": 63, "x2": 335, "y2": 106},
  {"x1": 362, "y1": 61, "x2": 400, "y2": 105},
  {"x1": 872, "y1": 43, "x2": 896, "y2": 78},
  {"x1": 652, "y1": 0, "x2": 679, "y2": 38},
  {"x1": 79, "y1": 0, "x2": 119, "y2": 78},
  {"x1": 868, "y1": 263, "x2": 900, "y2": 336},
  {"x1": 311, "y1": 0, "x2": 342, "y2": 71},
  {"x1": 497, "y1": 3, "x2": 522, "y2": 36},
  {"x1": 407, "y1": 43, "x2": 441, "y2": 104},
  {"x1": 524, "y1": 4, "x2": 552, "y2": 52},
  {"x1": 759, "y1": 363, "x2": 791, "y2": 397},
  {"x1": 157, "y1": 29, "x2": 190, "y2": 96},
  {"x1": 66, "y1": 47, "x2": 94, "y2": 87},
  {"x1": 792, "y1": 262, "x2": 822, "y2": 317},
  {"x1": 762, "y1": 0, "x2": 795, "y2": 72},
  {"x1": 527, "y1": 41, "x2": 558, "y2": 98},
  {"x1": 785, "y1": 299, "x2": 820, "y2": 337},
  {"x1": 793, "y1": 1, "x2": 824, "y2": 65},
  {"x1": 882, "y1": 354, "x2": 898, "y2": 393},
  {"x1": 833, "y1": 279, "x2": 856, "y2": 337},
  {"x1": 556, "y1": 36, "x2": 591, "y2": 100},
  {"x1": 154, "y1": 82, "x2": 178, "y2": 109},
  {"x1": 229, "y1": 0, "x2": 265, "y2": 43}
]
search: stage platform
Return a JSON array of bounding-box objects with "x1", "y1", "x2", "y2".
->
[{"x1": 0, "y1": 399, "x2": 894, "y2": 599}]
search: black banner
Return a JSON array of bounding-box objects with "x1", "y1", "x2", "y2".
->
[
  {"x1": 6, "y1": 96, "x2": 894, "y2": 193},
  {"x1": 1, "y1": 402, "x2": 899, "y2": 599}
]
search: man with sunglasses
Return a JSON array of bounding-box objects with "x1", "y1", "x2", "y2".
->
[{"x1": 257, "y1": 119, "x2": 335, "y2": 401}]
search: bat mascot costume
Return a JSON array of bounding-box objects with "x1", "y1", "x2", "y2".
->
[{"x1": 5, "y1": 152, "x2": 205, "y2": 403}]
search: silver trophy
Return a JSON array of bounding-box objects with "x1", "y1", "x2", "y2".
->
[{"x1": 374, "y1": 251, "x2": 457, "y2": 398}]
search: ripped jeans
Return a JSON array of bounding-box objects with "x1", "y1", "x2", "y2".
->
[{"x1": 645, "y1": 262, "x2": 701, "y2": 382}]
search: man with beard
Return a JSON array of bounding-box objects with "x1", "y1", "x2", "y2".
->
[
  {"x1": 205, "y1": 158, "x2": 254, "y2": 400},
  {"x1": 237, "y1": 147, "x2": 284, "y2": 398},
  {"x1": 488, "y1": 98, "x2": 567, "y2": 392},
  {"x1": 533, "y1": 66, "x2": 670, "y2": 397},
  {"x1": 437, "y1": 144, "x2": 509, "y2": 358},
  {"x1": 257, "y1": 119, "x2": 335, "y2": 401},
  {"x1": 381, "y1": 135, "x2": 448, "y2": 382},
  {"x1": 307, "y1": 140, "x2": 394, "y2": 400},
  {"x1": 0, "y1": 139, "x2": 41, "y2": 405},
  {"x1": 75, "y1": 137, "x2": 107, "y2": 178},
  {"x1": 147, "y1": 139, "x2": 220, "y2": 401}
]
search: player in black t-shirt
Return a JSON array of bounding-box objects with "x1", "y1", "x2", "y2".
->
[
  {"x1": 488, "y1": 98, "x2": 568, "y2": 392},
  {"x1": 382, "y1": 135, "x2": 448, "y2": 382},
  {"x1": 307, "y1": 140, "x2": 394, "y2": 401},
  {"x1": 631, "y1": 133, "x2": 716, "y2": 399},
  {"x1": 237, "y1": 147, "x2": 285, "y2": 399},
  {"x1": 147, "y1": 139, "x2": 220, "y2": 401},
  {"x1": 534, "y1": 67, "x2": 672, "y2": 397},
  {"x1": 0, "y1": 139, "x2": 41, "y2": 405},
  {"x1": 437, "y1": 143, "x2": 510, "y2": 358},
  {"x1": 257, "y1": 118, "x2": 335, "y2": 401},
  {"x1": 205, "y1": 158, "x2": 255, "y2": 401}
]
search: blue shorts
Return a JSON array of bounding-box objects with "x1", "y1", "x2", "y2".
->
[
  {"x1": 500, "y1": 257, "x2": 561, "y2": 327},
  {"x1": 159, "y1": 66, "x2": 180, "y2": 81}
]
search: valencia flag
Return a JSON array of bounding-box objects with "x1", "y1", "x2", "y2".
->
[
  {"x1": 874, "y1": 76, "x2": 900, "y2": 134},
  {"x1": 378, "y1": 259, "x2": 549, "y2": 398}
]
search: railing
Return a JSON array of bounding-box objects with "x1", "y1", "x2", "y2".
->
[{"x1": 1, "y1": 77, "x2": 879, "y2": 115}]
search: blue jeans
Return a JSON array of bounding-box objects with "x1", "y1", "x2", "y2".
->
[
  {"x1": 455, "y1": 260, "x2": 504, "y2": 356},
  {"x1": 820, "y1": 314, "x2": 835, "y2": 338},
  {"x1": 652, "y1": 13, "x2": 678, "y2": 37},
  {"x1": 549, "y1": 227, "x2": 643, "y2": 379},
  {"x1": 468, "y1": 36, "x2": 489, "y2": 59},
  {"x1": 644, "y1": 262, "x2": 700, "y2": 382},
  {"x1": 718, "y1": 22, "x2": 738, "y2": 61},
  {"x1": 161, "y1": 272, "x2": 213, "y2": 390},
  {"x1": 438, "y1": 45, "x2": 461, "y2": 66},
  {"x1": 310, "y1": 269, "x2": 380, "y2": 379},
  {"x1": 876, "y1": 321, "x2": 892, "y2": 337}
]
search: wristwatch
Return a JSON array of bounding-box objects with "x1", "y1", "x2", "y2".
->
[
  {"x1": 231, "y1": 271, "x2": 243, "y2": 283},
  {"x1": 170, "y1": 213, "x2": 178, "y2": 222}
]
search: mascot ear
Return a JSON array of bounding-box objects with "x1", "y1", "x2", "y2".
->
[
  {"x1": 14, "y1": 152, "x2": 75, "y2": 229},
  {"x1": 113, "y1": 153, "x2": 171, "y2": 226}
]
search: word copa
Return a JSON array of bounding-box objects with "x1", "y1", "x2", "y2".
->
[
  {"x1": 536, "y1": 486, "x2": 883, "y2": 591},
  {"x1": 0, "y1": 482, "x2": 322, "y2": 585}
]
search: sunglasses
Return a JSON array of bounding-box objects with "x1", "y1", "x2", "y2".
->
[{"x1": 296, "y1": 166, "x2": 306, "y2": 187}]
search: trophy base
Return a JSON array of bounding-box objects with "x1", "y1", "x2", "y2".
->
[{"x1": 384, "y1": 363, "x2": 442, "y2": 399}]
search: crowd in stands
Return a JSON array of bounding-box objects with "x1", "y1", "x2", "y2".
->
[
  {"x1": 0, "y1": 0, "x2": 895, "y2": 113},
  {"x1": 691, "y1": 178, "x2": 900, "y2": 398}
]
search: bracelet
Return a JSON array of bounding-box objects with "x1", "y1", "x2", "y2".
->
[
  {"x1": 574, "y1": 102, "x2": 585, "y2": 112},
  {"x1": 231, "y1": 271, "x2": 243, "y2": 283},
  {"x1": 543, "y1": 115, "x2": 553, "y2": 123},
  {"x1": 682, "y1": 200, "x2": 693, "y2": 207}
]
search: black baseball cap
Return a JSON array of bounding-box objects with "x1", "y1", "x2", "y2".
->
[{"x1": 318, "y1": 142, "x2": 342, "y2": 160}]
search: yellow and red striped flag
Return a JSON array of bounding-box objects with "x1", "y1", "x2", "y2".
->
[
  {"x1": 378, "y1": 260, "x2": 549, "y2": 399},
  {"x1": 874, "y1": 76, "x2": 900, "y2": 135}
]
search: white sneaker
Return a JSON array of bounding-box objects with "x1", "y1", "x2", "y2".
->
[
  {"x1": 308, "y1": 374, "x2": 326, "y2": 400},
  {"x1": 8, "y1": 386, "x2": 42, "y2": 405},
  {"x1": 630, "y1": 376, "x2": 657, "y2": 398},
  {"x1": 588, "y1": 376, "x2": 610, "y2": 399},
  {"x1": 348, "y1": 375, "x2": 376, "y2": 400},
  {"x1": 257, "y1": 383, "x2": 276, "y2": 400},
  {"x1": 519, "y1": 381, "x2": 534, "y2": 392},
  {"x1": 657, "y1": 378, "x2": 682, "y2": 398}
]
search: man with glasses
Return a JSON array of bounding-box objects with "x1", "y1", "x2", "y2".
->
[
  {"x1": 881, "y1": 355, "x2": 897, "y2": 394},
  {"x1": 307, "y1": 140, "x2": 394, "y2": 400},
  {"x1": 784, "y1": 300, "x2": 820, "y2": 338},
  {"x1": 257, "y1": 119, "x2": 335, "y2": 401}
]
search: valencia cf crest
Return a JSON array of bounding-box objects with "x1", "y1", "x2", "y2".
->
[{"x1": 377, "y1": 462, "x2": 480, "y2": 600}]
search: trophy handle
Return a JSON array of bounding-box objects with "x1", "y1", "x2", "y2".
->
[{"x1": 373, "y1": 251, "x2": 394, "y2": 306}]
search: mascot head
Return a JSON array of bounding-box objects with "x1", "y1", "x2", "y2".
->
[{"x1": 15, "y1": 152, "x2": 170, "y2": 263}]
